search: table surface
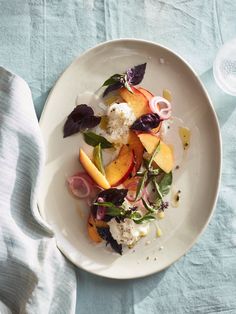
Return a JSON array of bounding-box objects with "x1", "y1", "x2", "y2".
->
[{"x1": 0, "y1": 1, "x2": 236, "y2": 313}]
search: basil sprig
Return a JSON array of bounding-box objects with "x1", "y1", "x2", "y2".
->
[
  {"x1": 102, "y1": 63, "x2": 147, "y2": 97},
  {"x1": 135, "y1": 171, "x2": 148, "y2": 201},
  {"x1": 133, "y1": 142, "x2": 172, "y2": 214},
  {"x1": 92, "y1": 141, "x2": 172, "y2": 225},
  {"x1": 135, "y1": 142, "x2": 161, "y2": 201},
  {"x1": 141, "y1": 198, "x2": 156, "y2": 213},
  {"x1": 148, "y1": 141, "x2": 161, "y2": 168},
  {"x1": 93, "y1": 200, "x2": 156, "y2": 224},
  {"x1": 153, "y1": 177, "x2": 163, "y2": 200}
]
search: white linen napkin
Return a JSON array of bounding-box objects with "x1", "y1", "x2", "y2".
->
[{"x1": 0, "y1": 67, "x2": 76, "y2": 314}]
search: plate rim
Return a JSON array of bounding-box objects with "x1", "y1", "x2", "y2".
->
[{"x1": 39, "y1": 38, "x2": 222, "y2": 279}]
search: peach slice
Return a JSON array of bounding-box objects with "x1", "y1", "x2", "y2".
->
[
  {"x1": 105, "y1": 145, "x2": 135, "y2": 186},
  {"x1": 123, "y1": 176, "x2": 139, "y2": 189},
  {"x1": 118, "y1": 144, "x2": 130, "y2": 156},
  {"x1": 87, "y1": 214, "x2": 108, "y2": 243},
  {"x1": 128, "y1": 131, "x2": 144, "y2": 172},
  {"x1": 88, "y1": 214, "x2": 102, "y2": 243},
  {"x1": 138, "y1": 133, "x2": 174, "y2": 173},
  {"x1": 137, "y1": 87, "x2": 154, "y2": 101},
  {"x1": 79, "y1": 148, "x2": 110, "y2": 189},
  {"x1": 119, "y1": 86, "x2": 151, "y2": 118}
]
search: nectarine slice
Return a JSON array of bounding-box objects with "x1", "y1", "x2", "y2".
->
[
  {"x1": 105, "y1": 146, "x2": 135, "y2": 186},
  {"x1": 118, "y1": 144, "x2": 130, "y2": 156},
  {"x1": 137, "y1": 87, "x2": 154, "y2": 101},
  {"x1": 123, "y1": 177, "x2": 139, "y2": 190},
  {"x1": 88, "y1": 214, "x2": 103, "y2": 243},
  {"x1": 138, "y1": 133, "x2": 174, "y2": 173},
  {"x1": 119, "y1": 86, "x2": 151, "y2": 118},
  {"x1": 79, "y1": 148, "x2": 110, "y2": 189},
  {"x1": 128, "y1": 131, "x2": 144, "y2": 172}
]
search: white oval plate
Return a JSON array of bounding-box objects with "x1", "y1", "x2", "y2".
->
[{"x1": 38, "y1": 39, "x2": 221, "y2": 279}]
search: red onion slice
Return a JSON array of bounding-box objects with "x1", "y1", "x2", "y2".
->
[
  {"x1": 73, "y1": 171, "x2": 94, "y2": 185},
  {"x1": 124, "y1": 179, "x2": 138, "y2": 202},
  {"x1": 67, "y1": 175, "x2": 91, "y2": 198},
  {"x1": 96, "y1": 206, "x2": 106, "y2": 220},
  {"x1": 124, "y1": 179, "x2": 148, "y2": 203},
  {"x1": 149, "y1": 96, "x2": 172, "y2": 120},
  {"x1": 96, "y1": 197, "x2": 106, "y2": 220},
  {"x1": 126, "y1": 190, "x2": 137, "y2": 202}
]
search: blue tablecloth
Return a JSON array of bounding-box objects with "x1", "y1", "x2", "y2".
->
[{"x1": 0, "y1": 1, "x2": 236, "y2": 313}]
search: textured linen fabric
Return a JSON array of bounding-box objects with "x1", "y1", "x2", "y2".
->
[
  {"x1": 0, "y1": 0, "x2": 236, "y2": 313},
  {"x1": 0, "y1": 67, "x2": 76, "y2": 314}
]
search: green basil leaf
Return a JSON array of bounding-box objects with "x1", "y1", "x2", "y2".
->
[
  {"x1": 83, "y1": 132, "x2": 113, "y2": 148},
  {"x1": 148, "y1": 141, "x2": 161, "y2": 169},
  {"x1": 134, "y1": 214, "x2": 156, "y2": 224},
  {"x1": 93, "y1": 201, "x2": 118, "y2": 208},
  {"x1": 129, "y1": 211, "x2": 142, "y2": 220},
  {"x1": 135, "y1": 171, "x2": 147, "y2": 201},
  {"x1": 93, "y1": 201, "x2": 124, "y2": 216},
  {"x1": 102, "y1": 74, "x2": 122, "y2": 86},
  {"x1": 106, "y1": 207, "x2": 124, "y2": 216},
  {"x1": 159, "y1": 172, "x2": 172, "y2": 196}
]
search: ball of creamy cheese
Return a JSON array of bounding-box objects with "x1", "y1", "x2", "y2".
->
[
  {"x1": 106, "y1": 103, "x2": 136, "y2": 144},
  {"x1": 108, "y1": 218, "x2": 149, "y2": 246}
]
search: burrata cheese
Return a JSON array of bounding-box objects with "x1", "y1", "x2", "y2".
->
[
  {"x1": 106, "y1": 102, "x2": 136, "y2": 144},
  {"x1": 108, "y1": 218, "x2": 149, "y2": 246}
]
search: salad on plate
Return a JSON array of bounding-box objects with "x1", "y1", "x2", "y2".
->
[{"x1": 63, "y1": 63, "x2": 190, "y2": 254}]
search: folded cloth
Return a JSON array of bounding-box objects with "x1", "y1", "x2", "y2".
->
[{"x1": 0, "y1": 67, "x2": 76, "y2": 314}]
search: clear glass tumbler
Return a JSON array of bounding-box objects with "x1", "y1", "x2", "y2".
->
[{"x1": 213, "y1": 38, "x2": 236, "y2": 96}]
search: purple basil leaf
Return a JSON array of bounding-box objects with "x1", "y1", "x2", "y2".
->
[
  {"x1": 63, "y1": 104, "x2": 100, "y2": 138},
  {"x1": 107, "y1": 235, "x2": 122, "y2": 255},
  {"x1": 97, "y1": 227, "x2": 123, "y2": 255},
  {"x1": 63, "y1": 118, "x2": 82, "y2": 138},
  {"x1": 69, "y1": 104, "x2": 94, "y2": 120},
  {"x1": 131, "y1": 113, "x2": 161, "y2": 131},
  {"x1": 96, "y1": 227, "x2": 109, "y2": 240},
  {"x1": 80, "y1": 115, "x2": 101, "y2": 130},
  {"x1": 97, "y1": 188, "x2": 128, "y2": 205},
  {"x1": 126, "y1": 63, "x2": 147, "y2": 85},
  {"x1": 103, "y1": 81, "x2": 123, "y2": 97}
]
